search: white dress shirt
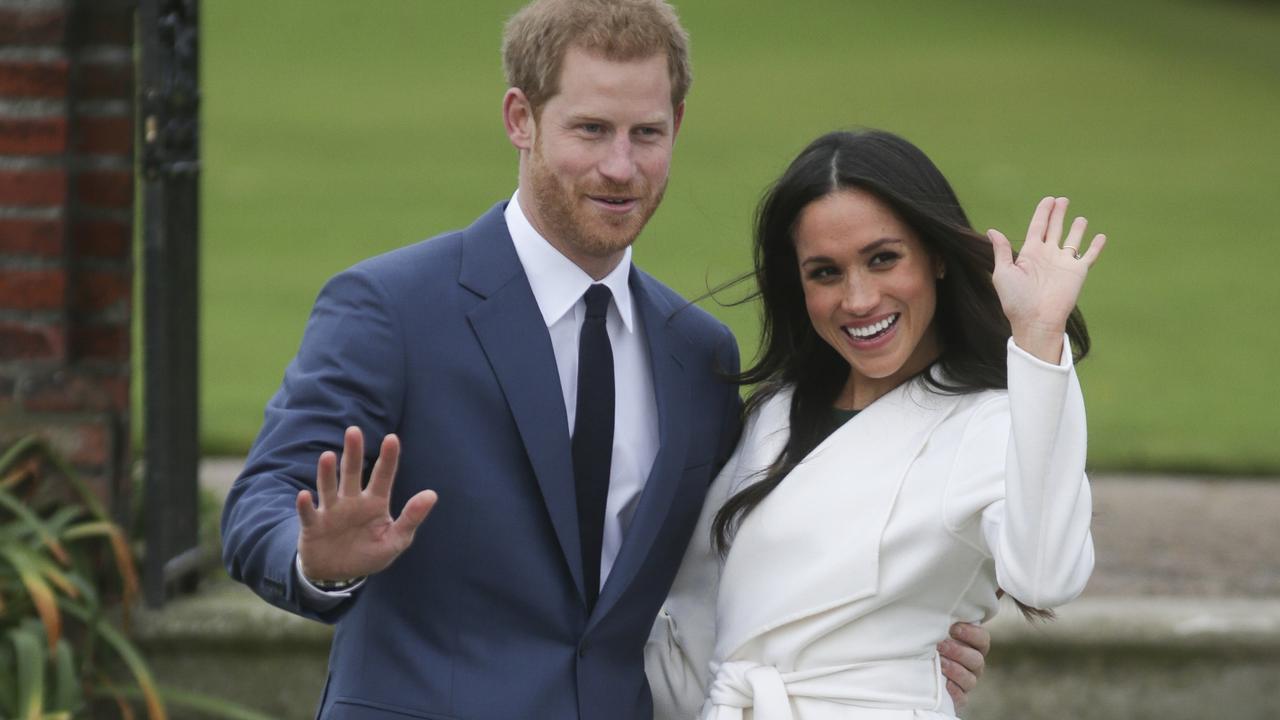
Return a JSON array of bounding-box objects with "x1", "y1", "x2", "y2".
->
[
  {"x1": 505, "y1": 190, "x2": 661, "y2": 588},
  {"x1": 298, "y1": 190, "x2": 660, "y2": 603}
]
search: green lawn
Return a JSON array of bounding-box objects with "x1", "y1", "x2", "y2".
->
[{"x1": 177, "y1": 0, "x2": 1280, "y2": 473}]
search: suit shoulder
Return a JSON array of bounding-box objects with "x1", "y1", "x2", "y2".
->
[
  {"x1": 633, "y1": 269, "x2": 732, "y2": 344},
  {"x1": 343, "y1": 228, "x2": 465, "y2": 293}
]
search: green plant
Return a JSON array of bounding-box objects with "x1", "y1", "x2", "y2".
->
[
  {"x1": 0, "y1": 437, "x2": 277, "y2": 720},
  {"x1": 0, "y1": 435, "x2": 163, "y2": 719}
]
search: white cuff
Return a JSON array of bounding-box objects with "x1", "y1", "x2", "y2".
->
[
  {"x1": 294, "y1": 553, "x2": 366, "y2": 610},
  {"x1": 1008, "y1": 333, "x2": 1073, "y2": 371}
]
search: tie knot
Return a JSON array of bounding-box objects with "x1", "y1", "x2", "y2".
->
[{"x1": 583, "y1": 284, "x2": 612, "y2": 320}]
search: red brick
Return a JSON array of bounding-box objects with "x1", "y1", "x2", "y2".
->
[
  {"x1": 74, "y1": 170, "x2": 132, "y2": 209},
  {"x1": 72, "y1": 324, "x2": 129, "y2": 361},
  {"x1": 73, "y1": 269, "x2": 131, "y2": 315},
  {"x1": 0, "y1": 168, "x2": 67, "y2": 206},
  {"x1": 17, "y1": 372, "x2": 129, "y2": 413},
  {"x1": 0, "y1": 268, "x2": 66, "y2": 311},
  {"x1": 0, "y1": 116, "x2": 68, "y2": 155},
  {"x1": 75, "y1": 115, "x2": 132, "y2": 156},
  {"x1": 0, "y1": 60, "x2": 70, "y2": 99},
  {"x1": 0, "y1": 9, "x2": 67, "y2": 46},
  {"x1": 70, "y1": 220, "x2": 130, "y2": 259},
  {"x1": 0, "y1": 321, "x2": 65, "y2": 361},
  {"x1": 80, "y1": 62, "x2": 133, "y2": 100},
  {"x1": 0, "y1": 219, "x2": 64, "y2": 256}
]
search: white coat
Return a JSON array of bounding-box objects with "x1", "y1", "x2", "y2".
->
[{"x1": 646, "y1": 339, "x2": 1094, "y2": 719}]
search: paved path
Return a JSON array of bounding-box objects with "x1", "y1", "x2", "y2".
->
[{"x1": 201, "y1": 459, "x2": 1280, "y2": 598}]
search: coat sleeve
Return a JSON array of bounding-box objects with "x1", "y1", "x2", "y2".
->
[
  {"x1": 219, "y1": 267, "x2": 406, "y2": 623},
  {"x1": 948, "y1": 336, "x2": 1094, "y2": 610}
]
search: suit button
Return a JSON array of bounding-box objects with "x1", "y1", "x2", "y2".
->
[{"x1": 578, "y1": 644, "x2": 587, "y2": 658}]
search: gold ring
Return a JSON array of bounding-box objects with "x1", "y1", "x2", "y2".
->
[{"x1": 1063, "y1": 245, "x2": 1080, "y2": 259}]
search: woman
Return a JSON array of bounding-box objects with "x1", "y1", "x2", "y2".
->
[{"x1": 646, "y1": 129, "x2": 1103, "y2": 719}]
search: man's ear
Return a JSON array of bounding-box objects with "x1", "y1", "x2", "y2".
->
[
  {"x1": 672, "y1": 100, "x2": 685, "y2": 140},
  {"x1": 504, "y1": 88, "x2": 535, "y2": 151}
]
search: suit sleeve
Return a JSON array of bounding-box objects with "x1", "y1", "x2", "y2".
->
[
  {"x1": 948, "y1": 336, "x2": 1094, "y2": 610},
  {"x1": 220, "y1": 267, "x2": 406, "y2": 623}
]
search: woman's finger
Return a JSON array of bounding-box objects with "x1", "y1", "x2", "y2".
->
[
  {"x1": 1081, "y1": 233, "x2": 1107, "y2": 267},
  {"x1": 987, "y1": 229, "x2": 1014, "y2": 270},
  {"x1": 1023, "y1": 196, "x2": 1056, "y2": 247},
  {"x1": 1045, "y1": 197, "x2": 1068, "y2": 248},
  {"x1": 1062, "y1": 216, "x2": 1087, "y2": 258}
]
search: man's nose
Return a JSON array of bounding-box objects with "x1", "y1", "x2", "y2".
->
[{"x1": 598, "y1": 136, "x2": 637, "y2": 184}]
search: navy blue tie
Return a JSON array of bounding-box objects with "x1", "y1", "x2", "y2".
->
[{"x1": 573, "y1": 284, "x2": 614, "y2": 612}]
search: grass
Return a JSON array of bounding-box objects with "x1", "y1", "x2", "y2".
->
[{"x1": 170, "y1": 0, "x2": 1280, "y2": 473}]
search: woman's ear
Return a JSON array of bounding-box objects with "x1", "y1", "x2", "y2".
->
[{"x1": 503, "y1": 88, "x2": 536, "y2": 151}]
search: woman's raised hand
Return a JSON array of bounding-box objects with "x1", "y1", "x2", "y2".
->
[{"x1": 987, "y1": 196, "x2": 1106, "y2": 363}]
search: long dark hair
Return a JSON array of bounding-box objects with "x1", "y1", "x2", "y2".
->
[{"x1": 712, "y1": 129, "x2": 1089, "y2": 618}]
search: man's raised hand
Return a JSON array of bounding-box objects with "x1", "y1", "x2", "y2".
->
[{"x1": 296, "y1": 427, "x2": 437, "y2": 583}]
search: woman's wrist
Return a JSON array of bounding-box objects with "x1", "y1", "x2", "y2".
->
[{"x1": 1010, "y1": 321, "x2": 1066, "y2": 364}]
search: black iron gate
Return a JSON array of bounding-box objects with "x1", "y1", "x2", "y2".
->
[{"x1": 139, "y1": 0, "x2": 201, "y2": 607}]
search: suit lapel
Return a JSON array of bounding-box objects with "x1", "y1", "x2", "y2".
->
[
  {"x1": 461, "y1": 204, "x2": 585, "y2": 603},
  {"x1": 591, "y1": 271, "x2": 690, "y2": 623}
]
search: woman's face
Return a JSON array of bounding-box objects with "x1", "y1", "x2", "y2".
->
[{"x1": 792, "y1": 188, "x2": 942, "y2": 409}]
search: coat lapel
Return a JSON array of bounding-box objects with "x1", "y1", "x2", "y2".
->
[
  {"x1": 591, "y1": 271, "x2": 690, "y2": 623},
  {"x1": 716, "y1": 379, "x2": 963, "y2": 660},
  {"x1": 460, "y1": 203, "x2": 585, "y2": 603}
]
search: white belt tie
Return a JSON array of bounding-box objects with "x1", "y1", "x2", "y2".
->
[{"x1": 705, "y1": 655, "x2": 943, "y2": 720}]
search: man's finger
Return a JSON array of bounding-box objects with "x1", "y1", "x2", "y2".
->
[
  {"x1": 940, "y1": 655, "x2": 978, "y2": 693},
  {"x1": 390, "y1": 489, "x2": 439, "y2": 547},
  {"x1": 946, "y1": 679, "x2": 968, "y2": 710},
  {"x1": 296, "y1": 489, "x2": 318, "y2": 527},
  {"x1": 938, "y1": 641, "x2": 983, "y2": 684},
  {"x1": 367, "y1": 433, "x2": 401, "y2": 498},
  {"x1": 951, "y1": 621, "x2": 992, "y2": 657},
  {"x1": 339, "y1": 425, "x2": 365, "y2": 497},
  {"x1": 316, "y1": 450, "x2": 339, "y2": 508}
]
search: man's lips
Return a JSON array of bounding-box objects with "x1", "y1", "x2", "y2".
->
[{"x1": 588, "y1": 195, "x2": 639, "y2": 213}]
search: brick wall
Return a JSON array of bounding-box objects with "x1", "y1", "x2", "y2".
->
[{"x1": 0, "y1": 0, "x2": 137, "y2": 514}]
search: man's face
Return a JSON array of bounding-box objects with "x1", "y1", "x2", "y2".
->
[{"x1": 516, "y1": 47, "x2": 682, "y2": 277}]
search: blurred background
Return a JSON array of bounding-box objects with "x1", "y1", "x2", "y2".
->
[{"x1": 191, "y1": 0, "x2": 1280, "y2": 473}]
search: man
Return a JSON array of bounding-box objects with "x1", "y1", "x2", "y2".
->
[{"x1": 221, "y1": 2, "x2": 987, "y2": 718}]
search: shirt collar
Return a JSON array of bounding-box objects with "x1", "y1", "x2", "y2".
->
[{"x1": 505, "y1": 189, "x2": 635, "y2": 331}]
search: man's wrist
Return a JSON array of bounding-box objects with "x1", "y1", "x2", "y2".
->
[{"x1": 295, "y1": 554, "x2": 366, "y2": 594}]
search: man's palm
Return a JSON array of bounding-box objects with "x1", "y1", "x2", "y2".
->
[{"x1": 296, "y1": 427, "x2": 437, "y2": 582}]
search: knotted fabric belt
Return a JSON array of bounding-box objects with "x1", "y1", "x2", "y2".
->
[{"x1": 706, "y1": 654, "x2": 942, "y2": 720}]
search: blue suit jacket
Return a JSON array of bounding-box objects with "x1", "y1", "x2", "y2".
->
[{"x1": 221, "y1": 202, "x2": 743, "y2": 720}]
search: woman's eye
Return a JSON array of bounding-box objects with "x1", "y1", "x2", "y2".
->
[
  {"x1": 807, "y1": 266, "x2": 838, "y2": 281},
  {"x1": 870, "y1": 252, "x2": 900, "y2": 267}
]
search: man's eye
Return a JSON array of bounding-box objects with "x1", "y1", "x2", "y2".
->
[{"x1": 580, "y1": 123, "x2": 604, "y2": 134}]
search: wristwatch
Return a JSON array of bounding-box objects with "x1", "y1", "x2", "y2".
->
[{"x1": 309, "y1": 576, "x2": 365, "y2": 591}]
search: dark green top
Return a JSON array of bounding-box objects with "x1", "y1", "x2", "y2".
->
[{"x1": 824, "y1": 407, "x2": 861, "y2": 440}]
